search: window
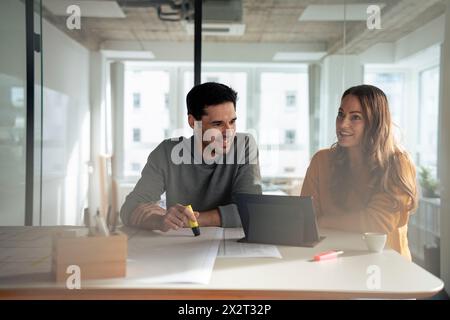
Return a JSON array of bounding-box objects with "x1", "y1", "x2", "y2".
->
[
  {"x1": 123, "y1": 67, "x2": 171, "y2": 177},
  {"x1": 11, "y1": 86, "x2": 24, "y2": 108},
  {"x1": 285, "y1": 130, "x2": 296, "y2": 145},
  {"x1": 133, "y1": 92, "x2": 141, "y2": 108},
  {"x1": 364, "y1": 51, "x2": 441, "y2": 268},
  {"x1": 120, "y1": 64, "x2": 309, "y2": 184},
  {"x1": 131, "y1": 162, "x2": 141, "y2": 172},
  {"x1": 364, "y1": 71, "x2": 405, "y2": 129},
  {"x1": 164, "y1": 93, "x2": 169, "y2": 109},
  {"x1": 364, "y1": 64, "x2": 441, "y2": 177},
  {"x1": 285, "y1": 91, "x2": 297, "y2": 109},
  {"x1": 258, "y1": 71, "x2": 309, "y2": 179},
  {"x1": 207, "y1": 77, "x2": 219, "y2": 83},
  {"x1": 417, "y1": 66, "x2": 440, "y2": 177},
  {"x1": 133, "y1": 128, "x2": 141, "y2": 142}
]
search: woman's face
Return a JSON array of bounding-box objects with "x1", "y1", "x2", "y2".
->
[{"x1": 336, "y1": 94, "x2": 365, "y2": 149}]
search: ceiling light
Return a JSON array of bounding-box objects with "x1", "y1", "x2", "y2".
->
[
  {"x1": 183, "y1": 22, "x2": 246, "y2": 36},
  {"x1": 101, "y1": 50, "x2": 155, "y2": 60},
  {"x1": 273, "y1": 52, "x2": 327, "y2": 62},
  {"x1": 299, "y1": 4, "x2": 385, "y2": 21}
]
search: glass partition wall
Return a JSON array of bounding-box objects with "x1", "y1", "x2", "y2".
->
[
  {"x1": 0, "y1": 0, "x2": 446, "y2": 280},
  {"x1": 338, "y1": 1, "x2": 444, "y2": 275},
  {"x1": 200, "y1": 0, "x2": 445, "y2": 275},
  {"x1": 0, "y1": 0, "x2": 42, "y2": 226}
]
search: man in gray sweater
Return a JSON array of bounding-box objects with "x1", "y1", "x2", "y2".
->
[{"x1": 120, "y1": 82, "x2": 262, "y2": 232}]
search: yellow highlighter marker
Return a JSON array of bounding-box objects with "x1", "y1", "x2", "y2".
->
[{"x1": 186, "y1": 205, "x2": 200, "y2": 236}]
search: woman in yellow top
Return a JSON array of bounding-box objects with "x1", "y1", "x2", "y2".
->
[{"x1": 301, "y1": 85, "x2": 418, "y2": 260}]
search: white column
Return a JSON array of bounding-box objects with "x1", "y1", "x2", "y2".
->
[
  {"x1": 88, "y1": 52, "x2": 106, "y2": 215},
  {"x1": 319, "y1": 55, "x2": 363, "y2": 148},
  {"x1": 439, "y1": 1, "x2": 450, "y2": 295},
  {"x1": 110, "y1": 62, "x2": 125, "y2": 182}
]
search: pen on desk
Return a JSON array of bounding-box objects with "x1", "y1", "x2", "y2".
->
[
  {"x1": 186, "y1": 205, "x2": 200, "y2": 236},
  {"x1": 313, "y1": 250, "x2": 344, "y2": 261}
]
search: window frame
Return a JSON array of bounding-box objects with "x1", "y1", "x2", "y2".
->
[
  {"x1": 417, "y1": 65, "x2": 440, "y2": 177},
  {"x1": 364, "y1": 65, "x2": 414, "y2": 152},
  {"x1": 115, "y1": 61, "x2": 309, "y2": 182}
]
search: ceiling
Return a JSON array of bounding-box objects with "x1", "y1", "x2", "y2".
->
[{"x1": 41, "y1": 0, "x2": 447, "y2": 57}]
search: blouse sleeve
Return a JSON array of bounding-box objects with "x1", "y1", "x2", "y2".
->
[{"x1": 300, "y1": 151, "x2": 323, "y2": 218}]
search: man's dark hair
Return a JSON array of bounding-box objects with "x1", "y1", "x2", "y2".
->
[{"x1": 186, "y1": 82, "x2": 238, "y2": 120}]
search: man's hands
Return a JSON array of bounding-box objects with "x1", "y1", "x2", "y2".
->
[
  {"x1": 130, "y1": 203, "x2": 199, "y2": 232},
  {"x1": 129, "y1": 203, "x2": 166, "y2": 226},
  {"x1": 161, "y1": 204, "x2": 199, "y2": 232}
]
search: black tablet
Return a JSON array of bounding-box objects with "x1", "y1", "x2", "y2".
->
[{"x1": 234, "y1": 193, "x2": 324, "y2": 247}]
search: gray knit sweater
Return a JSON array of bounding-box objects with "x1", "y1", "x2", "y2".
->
[{"x1": 120, "y1": 133, "x2": 262, "y2": 227}]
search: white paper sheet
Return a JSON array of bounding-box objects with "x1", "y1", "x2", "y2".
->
[
  {"x1": 125, "y1": 227, "x2": 223, "y2": 284},
  {"x1": 0, "y1": 226, "x2": 281, "y2": 285},
  {"x1": 218, "y1": 228, "x2": 282, "y2": 258}
]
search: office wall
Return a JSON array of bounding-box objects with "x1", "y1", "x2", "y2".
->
[
  {"x1": 40, "y1": 18, "x2": 90, "y2": 225},
  {"x1": 395, "y1": 14, "x2": 445, "y2": 62}
]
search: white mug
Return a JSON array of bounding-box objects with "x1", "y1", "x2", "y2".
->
[{"x1": 362, "y1": 232, "x2": 387, "y2": 253}]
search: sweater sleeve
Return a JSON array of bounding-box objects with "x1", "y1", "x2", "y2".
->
[{"x1": 119, "y1": 143, "x2": 166, "y2": 226}]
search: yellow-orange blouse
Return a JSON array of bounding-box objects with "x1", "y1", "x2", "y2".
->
[{"x1": 301, "y1": 148, "x2": 415, "y2": 260}]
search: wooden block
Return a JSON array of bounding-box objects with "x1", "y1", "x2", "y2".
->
[
  {"x1": 52, "y1": 233, "x2": 127, "y2": 263},
  {"x1": 52, "y1": 231, "x2": 127, "y2": 282},
  {"x1": 56, "y1": 228, "x2": 89, "y2": 238}
]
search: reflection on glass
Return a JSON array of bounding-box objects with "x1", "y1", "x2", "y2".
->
[
  {"x1": 259, "y1": 72, "x2": 309, "y2": 179},
  {"x1": 418, "y1": 67, "x2": 440, "y2": 177},
  {"x1": 364, "y1": 72, "x2": 405, "y2": 128},
  {"x1": 123, "y1": 67, "x2": 171, "y2": 177},
  {"x1": 0, "y1": 0, "x2": 27, "y2": 225}
]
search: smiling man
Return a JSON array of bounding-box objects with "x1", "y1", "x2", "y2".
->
[{"x1": 120, "y1": 82, "x2": 262, "y2": 232}]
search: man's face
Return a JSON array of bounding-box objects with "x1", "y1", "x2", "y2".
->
[{"x1": 189, "y1": 101, "x2": 237, "y2": 155}]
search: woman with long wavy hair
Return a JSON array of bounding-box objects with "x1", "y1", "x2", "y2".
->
[{"x1": 301, "y1": 85, "x2": 417, "y2": 259}]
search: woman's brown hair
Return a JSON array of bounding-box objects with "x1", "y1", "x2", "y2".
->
[{"x1": 330, "y1": 85, "x2": 418, "y2": 212}]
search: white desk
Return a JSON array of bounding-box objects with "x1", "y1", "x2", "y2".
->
[{"x1": 0, "y1": 226, "x2": 444, "y2": 299}]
